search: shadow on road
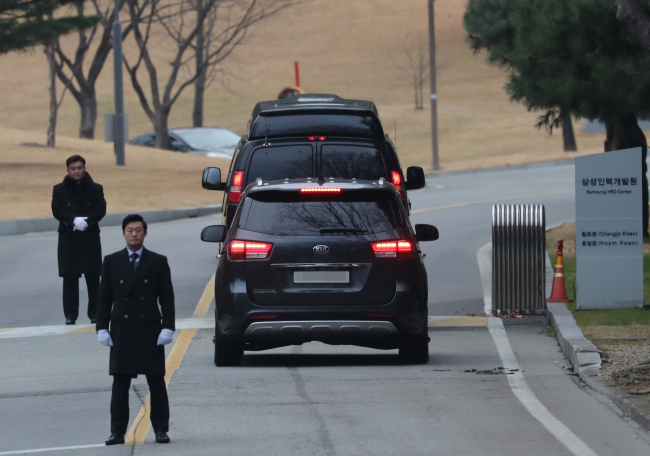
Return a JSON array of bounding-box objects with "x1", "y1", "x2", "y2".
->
[{"x1": 239, "y1": 352, "x2": 405, "y2": 368}]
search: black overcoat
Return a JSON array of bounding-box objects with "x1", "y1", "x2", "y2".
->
[
  {"x1": 96, "y1": 248, "x2": 176, "y2": 376},
  {"x1": 51, "y1": 173, "x2": 106, "y2": 276}
]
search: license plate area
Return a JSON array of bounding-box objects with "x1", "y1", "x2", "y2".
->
[{"x1": 293, "y1": 270, "x2": 350, "y2": 284}]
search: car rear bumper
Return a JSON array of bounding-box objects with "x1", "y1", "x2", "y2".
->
[{"x1": 244, "y1": 320, "x2": 398, "y2": 337}]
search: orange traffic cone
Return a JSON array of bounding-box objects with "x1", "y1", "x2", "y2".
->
[{"x1": 547, "y1": 239, "x2": 573, "y2": 302}]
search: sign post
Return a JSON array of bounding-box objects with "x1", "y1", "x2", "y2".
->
[{"x1": 575, "y1": 148, "x2": 644, "y2": 309}]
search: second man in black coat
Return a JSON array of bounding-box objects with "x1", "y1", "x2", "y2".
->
[{"x1": 51, "y1": 155, "x2": 106, "y2": 325}]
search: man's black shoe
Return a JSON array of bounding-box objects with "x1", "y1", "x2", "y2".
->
[
  {"x1": 65, "y1": 318, "x2": 75, "y2": 325},
  {"x1": 155, "y1": 432, "x2": 170, "y2": 443},
  {"x1": 90, "y1": 318, "x2": 97, "y2": 324},
  {"x1": 105, "y1": 432, "x2": 125, "y2": 445}
]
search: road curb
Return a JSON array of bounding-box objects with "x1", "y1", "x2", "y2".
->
[
  {"x1": 545, "y1": 281, "x2": 650, "y2": 431},
  {"x1": 546, "y1": 302, "x2": 602, "y2": 373},
  {"x1": 0, "y1": 205, "x2": 221, "y2": 236},
  {"x1": 578, "y1": 367, "x2": 650, "y2": 431}
]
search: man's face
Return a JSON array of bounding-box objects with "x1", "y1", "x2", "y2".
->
[
  {"x1": 67, "y1": 161, "x2": 86, "y2": 181},
  {"x1": 123, "y1": 222, "x2": 147, "y2": 250}
]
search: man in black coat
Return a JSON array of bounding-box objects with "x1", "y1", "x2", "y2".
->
[
  {"x1": 52, "y1": 155, "x2": 106, "y2": 325},
  {"x1": 96, "y1": 214, "x2": 175, "y2": 445}
]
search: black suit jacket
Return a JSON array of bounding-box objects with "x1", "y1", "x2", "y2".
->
[
  {"x1": 51, "y1": 173, "x2": 106, "y2": 276},
  {"x1": 96, "y1": 247, "x2": 175, "y2": 376}
]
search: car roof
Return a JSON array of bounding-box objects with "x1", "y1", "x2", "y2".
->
[
  {"x1": 251, "y1": 94, "x2": 379, "y2": 119},
  {"x1": 245, "y1": 177, "x2": 398, "y2": 196}
]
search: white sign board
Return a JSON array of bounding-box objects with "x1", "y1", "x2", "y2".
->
[{"x1": 575, "y1": 148, "x2": 644, "y2": 309}]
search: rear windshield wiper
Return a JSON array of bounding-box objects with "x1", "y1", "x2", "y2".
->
[{"x1": 319, "y1": 228, "x2": 368, "y2": 234}]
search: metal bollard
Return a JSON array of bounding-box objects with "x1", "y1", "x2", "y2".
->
[{"x1": 492, "y1": 205, "x2": 546, "y2": 315}]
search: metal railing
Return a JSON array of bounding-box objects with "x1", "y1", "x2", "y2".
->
[{"x1": 492, "y1": 205, "x2": 546, "y2": 314}]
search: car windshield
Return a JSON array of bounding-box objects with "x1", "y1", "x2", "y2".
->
[
  {"x1": 321, "y1": 145, "x2": 386, "y2": 180},
  {"x1": 173, "y1": 128, "x2": 240, "y2": 152},
  {"x1": 246, "y1": 145, "x2": 314, "y2": 186},
  {"x1": 242, "y1": 192, "x2": 403, "y2": 236}
]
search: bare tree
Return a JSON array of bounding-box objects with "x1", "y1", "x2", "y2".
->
[
  {"x1": 45, "y1": 44, "x2": 58, "y2": 147},
  {"x1": 395, "y1": 36, "x2": 429, "y2": 110},
  {"x1": 189, "y1": 0, "x2": 301, "y2": 127},
  {"x1": 124, "y1": 0, "x2": 300, "y2": 146},
  {"x1": 612, "y1": 0, "x2": 650, "y2": 50},
  {"x1": 50, "y1": 0, "x2": 138, "y2": 139}
]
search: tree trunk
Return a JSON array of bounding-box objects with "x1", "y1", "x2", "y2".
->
[
  {"x1": 78, "y1": 90, "x2": 97, "y2": 139},
  {"x1": 154, "y1": 108, "x2": 170, "y2": 149},
  {"x1": 561, "y1": 110, "x2": 577, "y2": 152},
  {"x1": 46, "y1": 45, "x2": 57, "y2": 148},
  {"x1": 604, "y1": 114, "x2": 649, "y2": 236},
  {"x1": 193, "y1": 0, "x2": 205, "y2": 128}
]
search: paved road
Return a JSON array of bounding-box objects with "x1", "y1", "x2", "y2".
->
[{"x1": 1, "y1": 162, "x2": 650, "y2": 455}]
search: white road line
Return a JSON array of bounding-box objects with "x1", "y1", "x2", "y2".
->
[
  {"x1": 0, "y1": 444, "x2": 105, "y2": 455},
  {"x1": 487, "y1": 318, "x2": 599, "y2": 456},
  {"x1": 478, "y1": 242, "x2": 599, "y2": 456},
  {"x1": 477, "y1": 243, "x2": 493, "y2": 316}
]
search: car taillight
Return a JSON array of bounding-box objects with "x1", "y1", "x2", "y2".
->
[
  {"x1": 229, "y1": 171, "x2": 244, "y2": 203},
  {"x1": 307, "y1": 136, "x2": 327, "y2": 141},
  {"x1": 391, "y1": 170, "x2": 406, "y2": 201},
  {"x1": 228, "y1": 240, "x2": 273, "y2": 260},
  {"x1": 371, "y1": 240, "x2": 413, "y2": 258}
]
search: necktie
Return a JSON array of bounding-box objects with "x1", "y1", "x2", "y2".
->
[{"x1": 130, "y1": 253, "x2": 139, "y2": 272}]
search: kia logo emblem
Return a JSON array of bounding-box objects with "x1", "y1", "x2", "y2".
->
[{"x1": 313, "y1": 245, "x2": 329, "y2": 254}]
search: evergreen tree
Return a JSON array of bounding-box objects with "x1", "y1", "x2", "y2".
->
[
  {"x1": 0, "y1": 0, "x2": 97, "y2": 54},
  {"x1": 464, "y1": 0, "x2": 650, "y2": 235}
]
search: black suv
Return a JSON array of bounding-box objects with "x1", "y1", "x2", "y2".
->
[
  {"x1": 200, "y1": 175, "x2": 439, "y2": 366},
  {"x1": 202, "y1": 94, "x2": 426, "y2": 227}
]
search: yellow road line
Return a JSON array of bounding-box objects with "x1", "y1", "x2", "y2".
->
[
  {"x1": 192, "y1": 273, "x2": 215, "y2": 318},
  {"x1": 411, "y1": 190, "x2": 574, "y2": 215},
  {"x1": 125, "y1": 328, "x2": 198, "y2": 445},
  {"x1": 65, "y1": 326, "x2": 96, "y2": 335},
  {"x1": 428, "y1": 316, "x2": 488, "y2": 327},
  {"x1": 0, "y1": 327, "x2": 15, "y2": 333}
]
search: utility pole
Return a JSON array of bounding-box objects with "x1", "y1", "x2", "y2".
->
[
  {"x1": 112, "y1": 0, "x2": 125, "y2": 166},
  {"x1": 428, "y1": 0, "x2": 440, "y2": 171}
]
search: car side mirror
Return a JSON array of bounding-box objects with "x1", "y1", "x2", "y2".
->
[
  {"x1": 415, "y1": 224, "x2": 439, "y2": 242},
  {"x1": 201, "y1": 225, "x2": 227, "y2": 243},
  {"x1": 405, "y1": 166, "x2": 425, "y2": 190},
  {"x1": 202, "y1": 167, "x2": 225, "y2": 190}
]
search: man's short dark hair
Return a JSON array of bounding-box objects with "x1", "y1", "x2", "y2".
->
[
  {"x1": 66, "y1": 155, "x2": 86, "y2": 168},
  {"x1": 122, "y1": 214, "x2": 148, "y2": 232}
]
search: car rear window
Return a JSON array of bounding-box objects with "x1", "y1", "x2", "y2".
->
[
  {"x1": 321, "y1": 145, "x2": 386, "y2": 180},
  {"x1": 249, "y1": 112, "x2": 384, "y2": 140},
  {"x1": 241, "y1": 192, "x2": 403, "y2": 236},
  {"x1": 246, "y1": 145, "x2": 313, "y2": 186}
]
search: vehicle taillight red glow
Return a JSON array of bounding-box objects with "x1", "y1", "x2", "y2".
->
[
  {"x1": 299, "y1": 188, "x2": 342, "y2": 193},
  {"x1": 366, "y1": 313, "x2": 392, "y2": 318},
  {"x1": 228, "y1": 240, "x2": 273, "y2": 260},
  {"x1": 308, "y1": 136, "x2": 317, "y2": 141},
  {"x1": 391, "y1": 170, "x2": 406, "y2": 201},
  {"x1": 229, "y1": 171, "x2": 244, "y2": 203},
  {"x1": 307, "y1": 135, "x2": 327, "y2": 141},
  {"x1": 318, "y1": 136, "x2": 327, "y2": 141},
  {"x1": 371, "y1": 240, "x2": 413, "y2": 258}
]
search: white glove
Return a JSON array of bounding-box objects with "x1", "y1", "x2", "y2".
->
[
  {"x1": 98, "y1": 329, "x2": 114, "y2": 347},
  {"x1": 73, "y1": 217, "x2": 88, "y2": 231},
  {"x1": 157, "y1": 328, "x2": 174, "y2": 345}
]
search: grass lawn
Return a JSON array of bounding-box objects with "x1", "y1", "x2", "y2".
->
[
  {"x1": 546, "y1": 222, "x2": 650, "y2": 340},
  {"x1": 0, "y1": 127, "x2": 228, "y2": 220},
  {"x1": 0, "y1": 0, "x2": 610, "y2": 175}
]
